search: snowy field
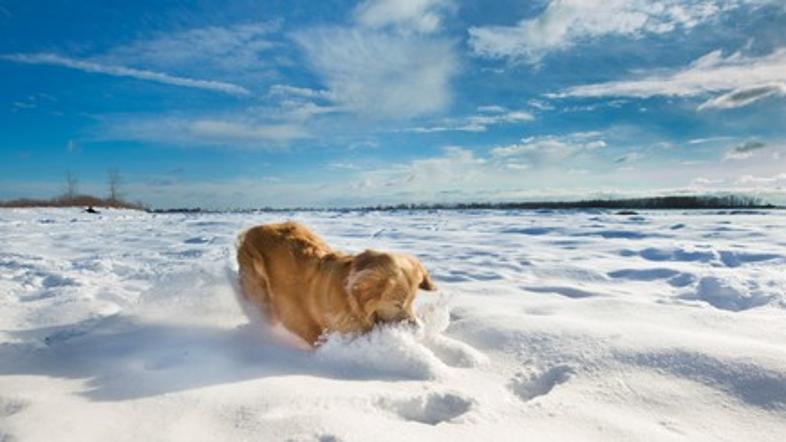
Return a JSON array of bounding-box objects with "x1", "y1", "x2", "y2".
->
[{"x1": 2, "y1": 208, "x2": 786, "y2": 441}]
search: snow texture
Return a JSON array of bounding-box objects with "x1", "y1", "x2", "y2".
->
[{"x1": 1, "y1": 208, "x2": 786, "y2": 441}]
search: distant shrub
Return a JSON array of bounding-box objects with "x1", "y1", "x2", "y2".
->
[{"x1": 0, "y1": 194, "x2": 146, "y2": 210}]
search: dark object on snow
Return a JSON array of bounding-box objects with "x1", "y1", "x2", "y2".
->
[
  {"x1": 85, "y1": 206, "x2": 99, "y2": 214},
  {"x1": 615, "y1": 210, "x2": 639, "y2": 215}
]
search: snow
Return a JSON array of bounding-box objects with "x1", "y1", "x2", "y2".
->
[{"x1": 1, "y1": 208, "x2": 786, "y2": 441}]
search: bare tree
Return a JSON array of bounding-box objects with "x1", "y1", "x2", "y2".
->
[
  {"x1": 64, "y1": 171, "x2": 78, "y2": 199},
  {"x1": 108, "y1": 168, "x2": 122, "y2": 202}
]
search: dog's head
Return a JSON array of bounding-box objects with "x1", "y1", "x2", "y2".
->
[{"x1": 346, "y1": 249, "x2": 437, "y2": 326}]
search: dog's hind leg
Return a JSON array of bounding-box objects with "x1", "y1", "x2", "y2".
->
[{"x1": 240, "y1": 260, "x2": 276, "y2": 318}]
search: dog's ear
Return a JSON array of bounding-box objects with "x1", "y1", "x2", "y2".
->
[
  {"x1": 406, "y1": 255, "x2": 437, "y2": 291},
  {"x1": 419, "y1": 269, "x2": 437, "y2": 291},
  {"x1": 347, "y1": 250, "x2": 388, "y2": 320}
]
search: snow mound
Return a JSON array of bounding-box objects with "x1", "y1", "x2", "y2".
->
[
  {"x1": 315, "y1": 299, "x2": 487, "y2": 380},
  {"x1": 316, "y1": 324, "x2": 450, "y2": 381},
  {"x1": 680, "y1": 276, "x2": 776, "y2": 311}
]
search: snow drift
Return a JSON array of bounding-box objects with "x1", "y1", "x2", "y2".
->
[{"x1": 1, "y1": 208, "x2": 785, "y2": 441}]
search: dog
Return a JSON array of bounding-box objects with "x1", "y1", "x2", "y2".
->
[{"x1": 236, "y1": 221, "x2": 437, "y2": 346}]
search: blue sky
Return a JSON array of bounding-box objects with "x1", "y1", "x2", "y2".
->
[{"x1": 1, "y1": 0, "x2": 785, "y2": 208}]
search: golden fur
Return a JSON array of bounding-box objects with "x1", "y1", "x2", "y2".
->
[{"x1": 236, "y1": 221, "x2": 437, "y2": 346}]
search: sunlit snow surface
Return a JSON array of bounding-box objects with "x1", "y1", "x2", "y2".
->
[{"x1": 2, "y1": 208, "x2": 786, "y2": 441}]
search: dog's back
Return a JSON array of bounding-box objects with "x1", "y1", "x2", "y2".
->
[{"x1": 236, "y1": 222, "x2": 333, "y2": 324}]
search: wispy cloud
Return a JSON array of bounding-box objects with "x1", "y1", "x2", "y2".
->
[
  {"x1": 188, "y1": 120, "x2": 308, "y2": 142},
  {"x1": 490, "y1": 133, "x2": 607, "y2": 167},
  {"x1": 614, "y1": 152, "x2": 642, "y2": 164},
  {"x1": 2, "y1": 53, "x2": 250, "y2": 96},
  {"x1": 698, "y1": 82, "x2": 786, "y2": 110},
  {"x1": 687, "y1": 136, "x2": 735, "y2": 145},
  {"x1": 268, "y1": 84, "x2": 336, "y2": 101},
  {"x1": 552, "y1": 48, "x2": 786, "y2": 110},
  {"x1": 354, "y1": 0, "x2": 453, "y2": 34},
  {"x1": 328, "y1": 162, "x2": 363, "y2": 170},
  {"x1": 736, "y1": 172, "x2": 786, "y2": 186},
  {"x1": 102, "y1": 22, "x2": 279, "y2": 74},
  {"x1": 468, "y1": 0, "x2": 739, "y2": 63},
  {"x1": 293, "y1": 28, "x2": 457, "y2": 118},
  {"x1": 354, "y1": 133, "x2": 611, "y2": 198},
  {"x1": 99, "y1": 115, "x2": 309, "y2": 148},
  {"x1": 10, "y1": 92, "x2": 57, "y2": 112},
  {"x1": 337, "y1": 133, "x2": 668, "y2": 205},
  {"x1": 406, "y1": 106, "x2": 533, "y2": 133},
  {"x1": 724, "y1": 140, "x2": 768, "y2": 160},
  {"x1": 350, "y1": 146, "x2": 488, "y2": 195}
]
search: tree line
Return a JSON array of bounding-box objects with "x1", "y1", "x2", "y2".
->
[
  {"x1": 149, "y1": 194, "x2": 777, "y2": 213},
  {"x1": 0, "y1": 169, "x2": 145, "y2": 209}
]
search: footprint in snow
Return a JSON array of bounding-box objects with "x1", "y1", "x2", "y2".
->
[
  {"x1": 421, "y1": 334, "x2": 489, "y2": 368},
  {"x1": 509, "y1": 365, "x2": 574, "y2": 402},
  {"x1": 524, "y1": 285, "x2": 598, "y2": 299},
  {"x1": 183, "y1": 236, "x2": 212, "y2": 244},
  {"x1": 0, "y1": 396, "x2": 30, "y2": 417},
  {"x1": 608, "y1": 268, "x2": 685, "y2": 281},
  {"x1": 377, "y1": 392, "x2": 474, "y2": 425}
]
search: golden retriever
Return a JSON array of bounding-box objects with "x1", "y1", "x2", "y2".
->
[{"x1": 236, "y1": 221, "x2": 437, "y2": 346}]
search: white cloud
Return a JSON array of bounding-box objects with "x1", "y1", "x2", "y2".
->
[
  {"x1": 490, "y1": 134, "x2": 606, "y2": 166},
  {"x1": 526, "y1": 99, "x2": 556, "y2": 111},
  {"x1": 276, "y1": 3, "x2": 458, "y2": 122},
  {"x1": 102, "y1": 22, "x2": 279, "y2": 74},
  {"x1": 407, "y1": 107, "x2": 534, "y2": 133},
  {"x1": 349, "y1": 133, "x2": 610, "y2": 201},
  {"x1": 293, "y1": 28, "x2": 457, "y2": 118},
  {"x1": 687, "y1": 136, "x2": 734, "y2": 145},
  {"x1": 723, "y1": 140, "x2": 768, "y2": 160},
  {"x1": 554, "y1": 48, "x2": 786, "y2": 109},
  {"x1": 1, "y1": 23, "x2": 284, "y2": 97},
  {"x1": 329, "y1": 162, "x2": 362, "y2": 170},
  {"x1": 100, "y1": 116, "x2": 309, "y2": 148},
  {"x1": 350, "y1": 146, "x2": 488, "y2": 196},
  {"x1": 614, "y1": 151, "x2": 642, "y2": 163},
  {"x1": 268, "y1": 84, "x2": 336, "y2": 101},
  {"x1": 335, "y1": 135, "x2": 682, "y2": 205},
  {"x1": 12, "y1": 101, "x2": 35, "y2": 110},
  {"x1": 734, "y1": 140, "x2": 767, "y2": 153},
  {"x1": 583, "y1": 140, "x2": 607, "y2": 149},
  {"x1": 354, "y1": 0, "x2": 453, "y2": 34},
  {"x1": 477, "y1": 105, "x2": 507, "y2": 113},
  {"x1": 698, "y1": 82, "x2": 786, "y2": 110},
  {"x1": 505, "y1": 162, "x2": 531, "y2": 171},
  {"x1": 736, "y1": 173, "x2": 786, "y2": 186},
  {"x1": 189, "y1": 120, "x2": 308, "y2": 143},
  {"x1": 2, "y1": 53, "x2": 250, "y2": 96},
  {"x1": 691, "y1": 177, "x2": 725, "y2": 186},
  {"x1": 266, "y1": 85, "x2": 346, "y2": 120},
  {"x1": 468, "y1": 0, "x2": 733, "y2": 62}
]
